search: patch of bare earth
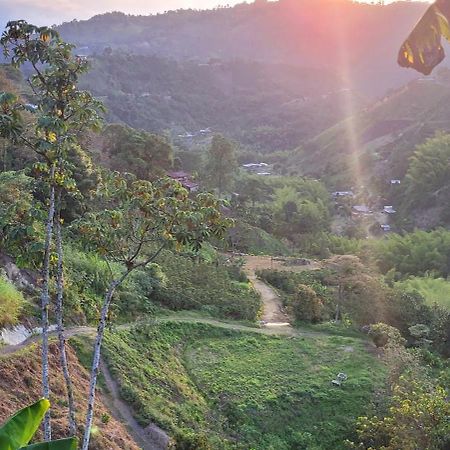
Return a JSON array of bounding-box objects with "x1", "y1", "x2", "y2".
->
[{"x1": 0, "y1": 342, "x2": 140, "y2": 450}]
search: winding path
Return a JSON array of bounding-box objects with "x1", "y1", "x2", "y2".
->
[{"x1": 242, "y1": 254, "x2": 319, "y2": 330}]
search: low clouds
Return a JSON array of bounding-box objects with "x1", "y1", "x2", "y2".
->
[{"x1": 0, "y1": 0, "x2": 246, "y2": 27}]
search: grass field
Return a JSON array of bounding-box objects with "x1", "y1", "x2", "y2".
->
[
  {"x1": 395, "y1": 276, "x2": 450, "y2": 309},
  {"x1": 101, "y1": 321, "x2": 385, "y2": 449}
]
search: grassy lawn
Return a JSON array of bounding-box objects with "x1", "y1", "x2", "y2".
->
[
  {"x1": 101, "y1": 321, "x2": 385, "y2": 449},
  {"x1": 395, "y1": 276, "x2": 450, "y2": 309}
]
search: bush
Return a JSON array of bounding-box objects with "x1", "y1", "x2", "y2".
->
[
  {"x1": 368, "y1": 323, "x2": 406, "y2": 348},
  {"x1": 374, "y1": 228, "x2": 450, "y2": 278},
  {"x1": 0, "y1": 275, "x2": 24, "y2": 328},
  {"x1": 152, "y1": 250, "x2": 261, "y2": 320},
  {"x1": 291, "y1": 284, "x2": 324, "y2": 323},
  {"x1": 63, "y1": 246, "x2": 114, "y2": 322}
]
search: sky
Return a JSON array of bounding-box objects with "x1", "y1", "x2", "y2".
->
[{"x1": 0, "y1": 0, "x2": 431, "y2": 27}]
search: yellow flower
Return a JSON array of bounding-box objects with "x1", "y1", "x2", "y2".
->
[{"x1": 47, "y1": 131, "x2": 57, "y2": 143}]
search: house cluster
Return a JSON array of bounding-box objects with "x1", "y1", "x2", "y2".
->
[
  {"x1": 167, "y1": 171, "x2": 199, "y2": 193},
  {"x1": 332, "y1": 188, "x2": 397, "y2": 233},
  {"x1": 177, "y1": 128, "x2": 212, "y2": 138},
  {"x1": 242, "y1": 162, "x2": 271, "y2": 176}
]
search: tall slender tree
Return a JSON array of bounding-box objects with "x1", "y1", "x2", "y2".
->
[
  {"x1": 75, "y1": 172, "x2": 232, "y2": 450},
  {"x1": 0, "y1": 21, "x2": 103, "y2": 439},
  {"x1": 204, "y1": 134, "x2": 237, "y2": 196}
]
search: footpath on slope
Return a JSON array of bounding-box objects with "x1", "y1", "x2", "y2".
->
[
  {"x1": 241, "y1": 254, "x2": 320, "y2": 330},
  {"x1": 100, "y1": 358, "x2": 169, "y2": 450}
]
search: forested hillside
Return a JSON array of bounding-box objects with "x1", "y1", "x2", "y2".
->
[
  {"x1": 79, "y1": 54, "x2": 364, "y2": 151},
  {"x1": 54, "y1": 0, "x2": 433, "y2": 152},
  {"x1": 57, "y1": 0, "x2": 429, "y2": 97},
  {"x1": 269, "y1": 66, "x2": 450, "y2": 231},
  {"x1": 288, "y1": 69, "x2": 450, "y2": 183}
]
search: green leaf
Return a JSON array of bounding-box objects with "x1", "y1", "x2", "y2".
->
[
  {"x1": 398, "y1": 0, "x2": 450, "y2": 74},
  {"x1": 21, "y1": 438, "x2": 78, "y2": 450},
  {"x1": 0, "y1": 399, "x2": 50, "y2": 450}
]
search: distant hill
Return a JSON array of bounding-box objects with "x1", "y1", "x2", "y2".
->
[
  {"x1": 79, "y1": 53, "x2": 367, "y2": 151},
  {"x1": 58, "y1": 0, "x2": 429, "y2": 98},
  {"x1": 290, "y1": 68, "x2": 450, "y2": 186}
]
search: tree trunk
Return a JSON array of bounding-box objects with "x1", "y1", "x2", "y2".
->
[
  {"x1": 55, "y1": 192, "x2": 77, "y2": 436},
  {"x1": 334, "y1": 303, "x2": 340, "y2": 322},
  {"x1": 81, "y1": 246, "x2": 165, "y2": 449},
  {"x1": 81, "y1": 276, "x2": 124, "y2": 450},
  {"x1": 41, "y1": 165, "x2": 56, "y2": 441},
  {"x1": 335, "y1": 285, "x2": 344, "y2": 323}
]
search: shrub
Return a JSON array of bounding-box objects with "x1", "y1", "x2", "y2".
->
[
  {"x1": 368, "y1": 323, "x2": 406, "y2": 348},
  {"x1": 0, "y1": 275, "x2": 24, "y2": 328},
  {"x1": 152, "y1": 250, "x2": 261, "y2": 320},
  {"x1": 291, "y1": 284, "x2": 324, "y2": 323}
]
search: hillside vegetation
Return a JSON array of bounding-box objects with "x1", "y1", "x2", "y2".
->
[
  {"x1": 79, "y1": 54, "x2": 362, "y2": 151},
  {"x1": 100, "y1": 321, "x2": 385, "y2": 450},
  {"x1": 395, "y1": 276, "x2": 450, "y2": 310},
  {"x1": 289, "y1": 71, "x2": 450, "y2": 187},
  {"x1": 0, "y1": 10, "x2": 449, "y2": 450}
]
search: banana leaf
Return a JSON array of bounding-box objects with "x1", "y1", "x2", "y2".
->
[
  {"x1": 0, "y1": 399, "x2": 50, "y2": 450},
  {"x1": 398, "y1": 0, "x2": 450, "y2": 74},
  {"x1": 21, "y1": 438, "x2": 78, "y2": 450}
]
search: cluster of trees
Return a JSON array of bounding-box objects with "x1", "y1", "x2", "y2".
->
[
  {"x1": 374, "y1": 228, "x2": 450, "y2": 278},
  {"x1": 258, "y1": 255, "x2": 450, "y2": 358},
  {"x1": 350, "y1": 323, "x2": 450, "y2": 450},
  {"x1": 231, "y1": 174, "x2": 332, "y2": 251},
  {"x1": 99, "y1": 124, "x2": 173, "y2": 180},
  {"x1": 390, "y1": 132, "x2": 450, "y2": 229},
  {"x1": 0, "y1": 22, "x2": 231, "y2": 449},
  {"x1": 257, "y1": 255, "x2": 388, "y2": 325}
]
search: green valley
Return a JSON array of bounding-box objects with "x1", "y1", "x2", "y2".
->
[{"x1": 0, "y1": 2, "x2": 449, "y2": 450}]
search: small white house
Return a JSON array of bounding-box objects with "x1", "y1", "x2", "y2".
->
[{"x1": 383, "y1": 206, "x2": 396, "y2": 214}]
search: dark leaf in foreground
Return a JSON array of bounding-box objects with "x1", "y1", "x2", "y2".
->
[{"x1": 398, "y1": 0, "x2": 450, "y2": 75}]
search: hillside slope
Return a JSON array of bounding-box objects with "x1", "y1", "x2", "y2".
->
[
  {"x1": 58, "y1": 0, "x2": 429, "y2": 97},
  {"x1": 290, "y1": 69, "x2": 450, "y2": 188},
  {"x1": 102, "y1": 321, "x2": 385, "y2": 450},
  {"x1": 79, "y1": 54, "x2": 365, "y2": 151},
  {"x1": 0, "y1": 342, "x2": 140, "y2": 450}
]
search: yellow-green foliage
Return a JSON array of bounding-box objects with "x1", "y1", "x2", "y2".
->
[
  {"x1": 395, "y1": 276, "x2": 450, "y2": 309},
  {"x1": 0, "y1": 276, "x2": 24, "y2": 328},
  {"x1": 350, "y1": 373, "x2": 450, "y2": 450}
]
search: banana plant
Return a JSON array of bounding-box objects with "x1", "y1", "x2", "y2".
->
[{"x1": 0, "y1": 399, "x2": 77, "y2": 450}]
